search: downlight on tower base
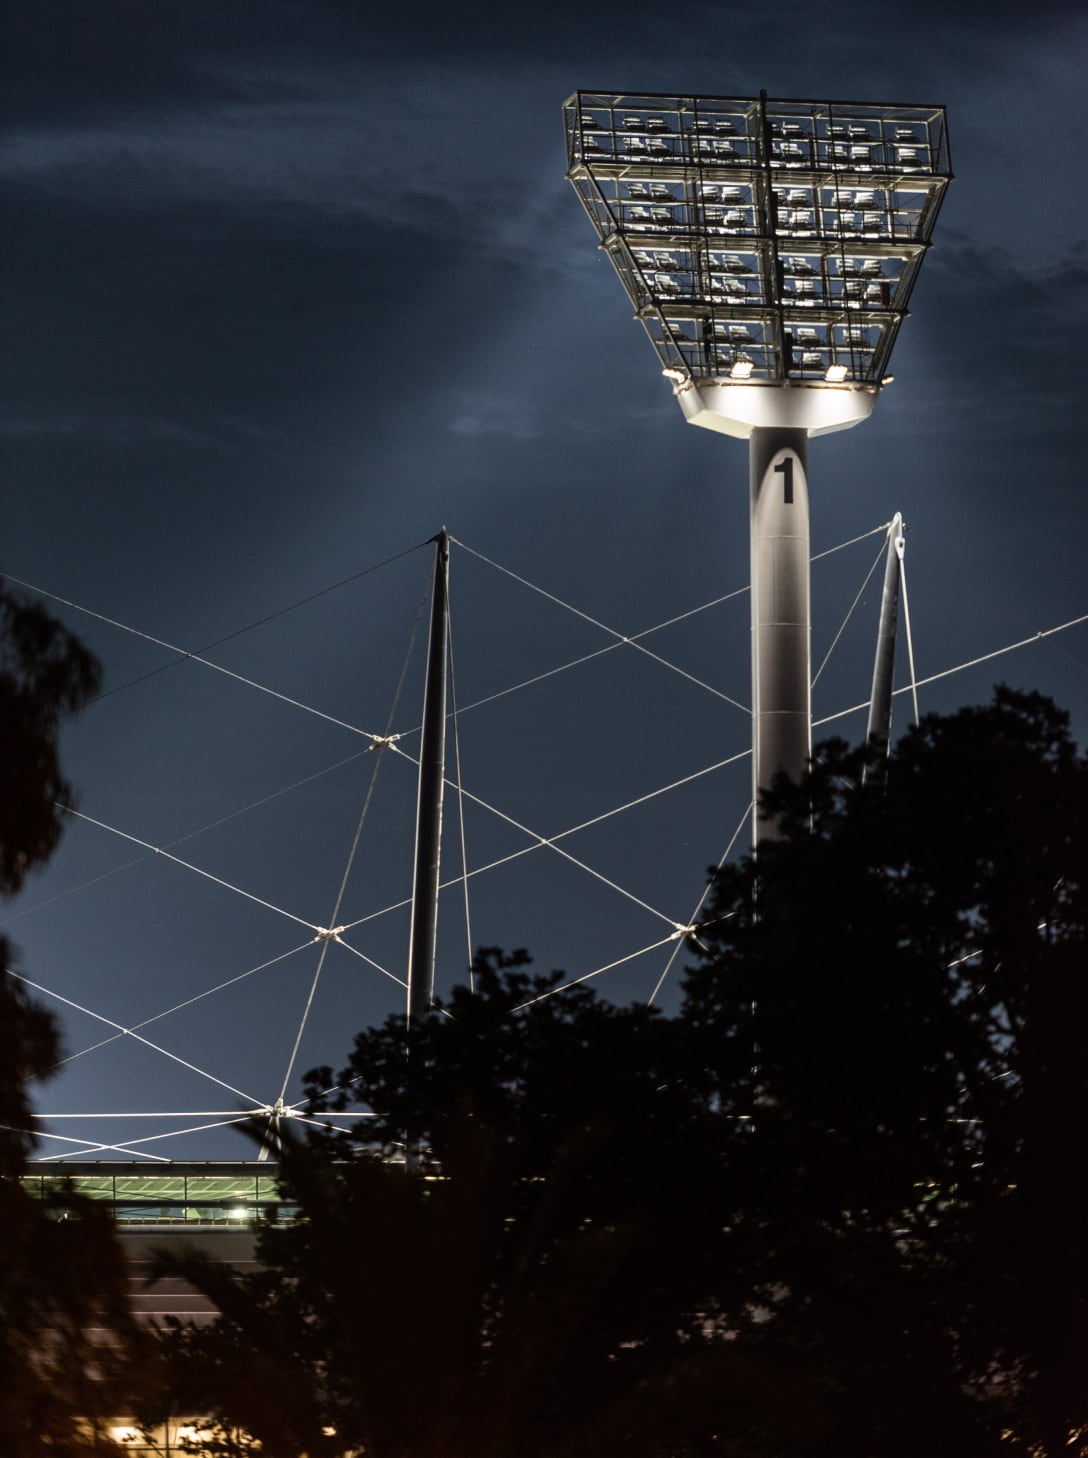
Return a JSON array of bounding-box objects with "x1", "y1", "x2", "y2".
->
[{"x1": 564, "y1": 90, "x2": 950, "y2": 839}]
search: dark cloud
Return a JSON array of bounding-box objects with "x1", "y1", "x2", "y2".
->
[{"x1": 6, "y1": 0, "x2": 1079, "y2": 121}]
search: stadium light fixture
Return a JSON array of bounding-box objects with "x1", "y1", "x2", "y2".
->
[{"x1": 564, "y1": 89, "x2": 951, "y2": 840}]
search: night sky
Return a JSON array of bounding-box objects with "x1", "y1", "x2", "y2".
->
[{"x1": 3, "y1": 0, "x2": 1086, "y2": 1161}]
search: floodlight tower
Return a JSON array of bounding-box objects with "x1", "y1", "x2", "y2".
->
[{"x1": 564, "y1": 91, "x2": 950, "y2": 839}]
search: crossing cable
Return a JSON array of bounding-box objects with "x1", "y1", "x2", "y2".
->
[
  {"x1": 43, "y1": 625, "x2": 1086, "y2": 1160},
  {"x1": 56, "y1": 807, "x2": 319, "y2": 931},
  {"x1": 3, "y1": 540, "x2": 430, "y2": 711},
  {"x1": 337, "y1": 744, "x2": 756, "y2": 935},
  {"x1": 37, "y1": 798, "x2": 405, "y2": 1086},
  {"x1": 13, "y1": 523, "x2": 892, "y2": 926},
  {"x1": 373, "y1": 741, "x2": 684, "y2": 931},
  {"x1": 35, "y1": 1115, "x2": 259, "y2": 1163},
  {"x1": 812, "y1": 538, "x2": 886, "y2": 687},
  {"x1": 63, "y1": 641, "x2": 1032, "y2": 1148},
  {"x1": 646, "y1": 801, "x2": 752, "y2": 1007},
  {"x1": 451, "y1": 537, "x2": 750, "y2": 714},
  {"x1": 270, "y1": 576, "x2": 430, "y2": 1108},
  {"x1": 512, "y1": 818, "x2": 751, "y2": 1017},
  {"x1": 51, "y1": 605, "x2": 1084, "y2": 1072},
  {"x1": 25, "y1": 538, "x2": 1081, "y2": 1121},
  {"x1": 435, "y1": 745, "x2": 756, "y2": 894},
  {"x1": 6, "y1": 967, "x2": 268, "y2": 1108},
  {"x1": 47, "y1": 940, "x2": 318, "y2": 1073},
  {"x1": 445, "y1": 523, "x2": 890, "y2": 724},
  {"x1": 512, "y1": 934, "x2": 683, "y2": 1010},
  {"x1": 341, "y1": 608, "x2": 1088, "y2": 953},
  {"x1": 17, "y1": 746, "x2": 380, "y2": 923},
  {"x1": 4, "y1": 574, "x2": 383, "y2": 742},
  {"x1": 11, "y1": 1124, "x2": 171, "y2": 1162},
  {"x1": 34, "y1": 522, "x2": 881, "y2": 958},
  {"x1": 814, "y1": 612, "x2": 1088, "y2": 729},
  {"x1": 327, "y1": 938, "x2": 407, "y2": 988},
  {"x1": 450, "y1": 585, "x2": 752, "y2": 720},
  {"x1": 37, "y1": 1110, "x2": 282, "y2": 1118},
  {"x1": 278, "y1": 1110, "x2": 378, "y2": 1138},
  {"x1": 422, "y1": 603, "x2": 1085, "y2": 979},
  {"x1": 811, "y1": 522, "x2": 893, "y2": 561}
]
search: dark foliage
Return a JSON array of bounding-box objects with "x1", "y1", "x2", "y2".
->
[
  {"x1": 147, "y1": 689, "x2": 1088, "y2": 1457},
  {"x1": 0, "y1": 582, "x2": 100, "y2": 894},
  {"x1": 683, "y1": 687, "x2": 1088, "y2": 1456},
  {"x1": 0, "y1": 580, "x2": 102, "y2": 1171},
  {"x1": 0, "y1": 583, "x2": 142, "y2": 1454},
  {"x1": 0, "y1": 1180, "x2": 144, "y2": 1452},
  {"x1": 146, "y1": 964, "x2": 761, "y2": 1457}
]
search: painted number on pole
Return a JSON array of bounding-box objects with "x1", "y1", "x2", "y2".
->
[{"x1": 774, "y1": 454, "x2": 794, "y2": 505}]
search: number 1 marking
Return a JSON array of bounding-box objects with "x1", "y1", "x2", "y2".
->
[{"x1": 774, "y1": 455, "x2": 794, "y2": 504}]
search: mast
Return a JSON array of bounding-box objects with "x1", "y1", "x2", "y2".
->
[
  {"x1": 406, "y1": 530, "x2": 450, "y2": 1028},
  {"x1": 863, "y1": 513, "x2": 904, "y2": 785},
  {"x1": 749, "y1": 427, "x2": 812, "y2": 841}
]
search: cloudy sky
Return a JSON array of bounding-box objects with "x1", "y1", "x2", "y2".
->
[{"x1": 3, "y1": 0, "x2": 1086, "y2": 1162}]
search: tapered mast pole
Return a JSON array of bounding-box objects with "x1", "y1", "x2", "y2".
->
[
  {"x1": 863, "y1": 513, "x2": 904, "y2": 785},
  {"x1": 406, "y1": 530, "x2": 450, "y2": 1028},
  {"x1": 750, "y1": 427, "x2": 812, "y2": 842}
]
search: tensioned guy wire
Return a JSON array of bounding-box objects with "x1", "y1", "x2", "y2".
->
[
  {"x1": 382, "y1": 741, "x2": 681, "y2": 929},
  {"x1": 451, "y1": 537, "x2": 750, "y2": 714},
  {"x1": 56, "y1": 807, "x2": 318, "y2": 930},
  {"x1": 17, "y1": 512, "x2": 1085, "y2": 1160},
  {"x1": 5, "y1": 574, "x2": 383, "y2": 740},
  {"x1": 48, "y1": 940, "x2": 318, "y2": 1073},
  {"x1": 447, "y1": 523, "x2": 892, "y2": 719},
  {"x1": 271, "y1": 572, "x2": 431, "y2": 1107},
  {"x1": 6, "y1": 968, "x2": 267, "y2": 1107},
  {"x1": 3, "y1": 540, "x2": 430, "y2": 711},
  {"x1": 646, "y1": 802, "x2": 752, "y2": 1007},
  {"x1": 814, "y1": 613, "x2": 1088, "y2": 728},
  {"x1": 812, "y1": 539, "x2": 887, "y2": 687}
]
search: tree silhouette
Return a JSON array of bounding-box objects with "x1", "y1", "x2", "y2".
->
[
  {"x1": 144, "y1": 959, "x2": 767, "y2": 1456},
  {"x1": 146, "y1": 689, "x2": 1087, "y2": 1457},
  {"x1": 0, "y1": 581, "x2": 145, "y2": 1454},
  {"x1": 0, "y1": 584, "x2": 100, "y2": 895},
  {"x1": 683, "y1": 686, "x2": 1088, "y2": 1456}
]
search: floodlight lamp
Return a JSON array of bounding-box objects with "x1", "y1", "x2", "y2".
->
[
  {"x1": 825, "y1": 364, "x2": 849, "y2": 382},
  {"x1": 730, "y1": 359, "x2": 754, "y2": 379},
  {"x1": 564, "y1": 88, "x2": 951, "y2": 438}
]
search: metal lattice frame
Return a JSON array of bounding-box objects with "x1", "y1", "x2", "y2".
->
[{"x1": 564, "y1": 91, "x2": 951, "y2": 393}]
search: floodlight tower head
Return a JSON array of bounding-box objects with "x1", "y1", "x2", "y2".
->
[
  {"x1": 564, "y1": 91, "x2": 951, "y2": 439},
  {"x1": 564, "y1": 90, "x2": 950, "y2": 842}
]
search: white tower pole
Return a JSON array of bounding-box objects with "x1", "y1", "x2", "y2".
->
[
  {"x1": 565, "y1": 89, "x2": 951, "y2": 846},
  {"x1": 749, "y1": 427, "x2": 812, "y2": 841}
]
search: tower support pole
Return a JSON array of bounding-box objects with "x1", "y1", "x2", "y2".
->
[
  {"x1": 406, "y1": 530, "x2": 450, "y2": 1028},
  {"x1": 863, "y1": 512, "x2": 904, "y2": 785},
  {"x1": 749, "y1": 427, "x2": 811, "y2": 842}
]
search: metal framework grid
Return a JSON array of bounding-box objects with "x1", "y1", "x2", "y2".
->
[{"x1": 564, "y1": 91, "x2": 951, "y2": 389}]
